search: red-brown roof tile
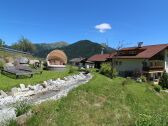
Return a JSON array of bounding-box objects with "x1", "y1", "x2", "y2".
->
[
  {"x1": 116, "y1": 44, "x2": 168, "y2": 59},
  {"x1": 88, "y1": 54, "x2": 111, "y2": 62},
  {"x1": 88, "y1": 44, "x2": 168, "y2": 61}
]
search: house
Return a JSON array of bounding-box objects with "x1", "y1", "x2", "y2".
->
[
  {"x1": 69, "y1": 57, "x2": 85, "y2": 66},
  {"x1": 87, "y1": 54, "x2": 113, "y2": 68},
  {"x1": 70, "y1": 57, "x2": 94, "y2": 68},
  {"x1": 84, "y1": 60, "x2": 95, "y2": 68},
  {"x1": 109, "y1": 43, "x2": 168, "y2": 80},
  {"x1": 88, "y1": 43, "x2": 168, "y2": 80}
]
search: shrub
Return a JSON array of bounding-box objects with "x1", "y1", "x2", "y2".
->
[
  {"x1": 159, "y1": 71, "x2": 168, "y2": 88},
  {"x1": 15, "y1": 101, "x2": 31, "y2": 117},
  {"x1": 68, "y1": 65, "x2": 76, "y2": 74},
  {"x1": 77, "y1": 67, "x2": 85, "y2": 72},
  {"x1": 0, "y1": 60, "x2": 5, "y2": 70},
  {"x1": 4, "y1": 57, "x2": 13, "y2": 63},
  {"x1": 135, "y1": 114, "x2": 152, "y2": 126},
  {"x1": 99, "y1": 63, "x2": 117, "y2": 78},
  {"x1": 153, "y1": 85, "x2": 162, "y2": 93},
  {"x1": 122, "y1": 80, "x2": 128, "y2": 86},
  {"x1": 140, "y1": 75, "x2": 147, "y2": 82},
  {"x1": 122, "y1": 77, "x2": 134, "y2": 86},
  {"x1": 133, "y1": 69, "x2": 141, "y2": 78},
  {"x1": 43, "y1": 61, "x2": 47, "y2": 70}
]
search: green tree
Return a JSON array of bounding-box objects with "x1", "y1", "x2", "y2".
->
[
  {"x1": 100, "y1": 63, "x2": 118, "y2": 78},
  {"x1": 159, "y1": 71, "x2": 168, "y2": 88},
  {"x1": 0, "y1": 39, "x2": 5, "y2": 47},
  {"x1": 12, "y1": 37, "x2": 36, "y2": 53}
]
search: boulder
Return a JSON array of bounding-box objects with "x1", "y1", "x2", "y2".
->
[
  {"x1": 11, "y1": 88, "x2": 19, "y2": 96},
  {"x1": 4, "y1": 62, "x2": 14, "y2": 67},
  {"x1": 20, "y1": 84, "x2": 29, "y2": 91},
  {"x1": 29, "y1": 59, "x2": 39, "y2": 65},
  {"x1": 0, "y1": 95, "x2": 3, "y2": 99},
  {"x1": 64, "y1": 77, "x2": 68, "y2": 81},
  {"x1": 23, "y1": 91, "x2": 35, "y2": 97},
  {"x1": 0, "y1": 107, "x2": 16, "y2": 124},
  {"x1": 43, "y1": 81, "x2": 48, "y2": 87},
  {"x1": 15, "y1": 57, "x2": 29, "y2": 64},
  {"x1": 136, "y1": 78, "x2": 142, "y2": 83},
  {"x1": 41, "y1": 84, "x2": 47, "y2": 88},
  {"x1": 34, "y1": 84, "x2": 43, "y2": 92},
  {"x1": 28, "y1": 85, "x2": 34, "y2": 90},
  {"x1": 0, "y1": 96, "x2": 14, "y2": 106},
  {"x1": 47, "y1": 79, "x2": 53, "y2": 85},
  {"x1": 20, "y1": 84, "x2": 25, "y2": 90},
  {"x1": 0, "y1": 90, "x2": 8, "y2": 98}
]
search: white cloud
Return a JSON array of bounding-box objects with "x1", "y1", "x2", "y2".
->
[{"x1": 95, "y1": 23, "x2": 112, "y2": 33}]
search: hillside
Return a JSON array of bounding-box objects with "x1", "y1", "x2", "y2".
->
[
  {"x1": 34, "y1": 40, "x2": 115, "y2": 60},
  {"x1": 26, "y1": 73, "x2": 168, "y2": 126},
  {"x1": 0, "y1": 47, "x2": 33, "y2": 59},
  {"x1": 34, "y1": 41, "x2": 68, "y2": 58},
  {"x1": 62, "y1": 40, "x2": 115, "y2": 59}
]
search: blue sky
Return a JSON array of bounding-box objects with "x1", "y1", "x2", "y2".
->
[{"x1": 0, "y1": 0, "x2": 168, "y2": 48}]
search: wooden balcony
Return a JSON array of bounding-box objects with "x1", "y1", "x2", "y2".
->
[
  {"x1": 142, "y1": 60, "x2": 165, "y2": 72},
  {"x1": 143, "y1": 66, "x2": 164, "y2": 71}
]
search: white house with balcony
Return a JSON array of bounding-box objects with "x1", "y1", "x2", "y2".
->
[{"x1": 108, "y1": 43, "x2": 168, "y2": 80}]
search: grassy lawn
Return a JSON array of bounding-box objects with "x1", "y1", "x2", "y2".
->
[
  {"x1": 26, "y1": 73, "x2": 168, "y2": 126},
  {"x1": 0, "y1": 69, "x2": 72, "y2": 91}
]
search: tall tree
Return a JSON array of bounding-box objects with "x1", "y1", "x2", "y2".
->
[
  {"x1": 12, "y1": 37, "x2": 36, "y2": 53},
  {"x1": 110, "y1": 41, "x2": 123, "y2": 78},
  {"x1": 0, "y1": 39, "x2": 5, "y2": 47}
]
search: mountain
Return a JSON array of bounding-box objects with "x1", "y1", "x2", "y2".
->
[
  {"x1": 62, "y1": 40, "x2": 115, "y2": 60},
  {"x1": 34, "y1": 40, "x2": 115, "y2": 60},
  {"x1": 34, "y1": 41, "x2": 68, "y2": 57},
  {"x1": 35, "y1": 41, "x2": 68, "y2": 50}
]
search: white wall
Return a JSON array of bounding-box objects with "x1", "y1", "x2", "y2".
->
[
  {"x1": 164, "y1": 49, "x2": 168, "y2": 72},
  {"x1": 115, "y1": 59, "x2": 144, "y2": 72},
  {"x1": 85, "y1": 63, "x2": 94, "y2": 68}
]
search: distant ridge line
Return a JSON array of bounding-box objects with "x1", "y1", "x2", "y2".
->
[{"x1": 0, "y1": 47, "x2": 32, "y2": 55}]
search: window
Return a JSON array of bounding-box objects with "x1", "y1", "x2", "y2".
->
[
  {"x1": 115, "y1": 61, "x2": 122, "y2": 65},
  {"x1": 129, "y1": 51, "x2": 136, "y2": 55},
  {"x1": 158, "y1": 72, "x2": 161, "y2": 77},
  {"x1": 119, "y1": 61, "x2": 122, "y2": 65},
  {"x1": 142, "y1": 61, "x2": 147, "y2": 67},
  {"x1": 150, "y1": 62, "x2": 153, "y2": 67},
  {"x1": 119, "y1": 51, "x2": 126, "y2": 55},
  {"x1": 115, "y1": 61, "x2": 118, "y2": 65}
]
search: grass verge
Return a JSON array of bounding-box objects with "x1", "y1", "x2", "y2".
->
[
  {"x1": 0, "y1": 68, "x2": 78, "y2": 91},
  {"x1": 25, "y1": 73, "x2": 168, "y2": 126}
]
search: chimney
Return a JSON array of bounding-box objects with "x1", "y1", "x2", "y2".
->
[
  {"x1": 101, "y1": 47, "x2": 104, "y2": 54},
  {"x1": 138, "y1": 42, "x2": 143, "y2": 48}
]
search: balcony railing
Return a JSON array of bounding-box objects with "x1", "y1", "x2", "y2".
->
[{"x1": 143, "y1": 66, "x2": 164, "y2": 71}]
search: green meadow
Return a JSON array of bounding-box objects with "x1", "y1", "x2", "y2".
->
[{"x1": 25, "y1": 73, "x2": 168, "y2": 126}]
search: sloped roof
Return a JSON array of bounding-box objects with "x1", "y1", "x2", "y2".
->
[
  {"x1": 70, "y1": 58, "x2": 85, "y2": 62},
  {"x1": 88, "y1": 54, "x2": 112, "y2": 62},
  {"x1": 88, "y1": 44, "x2": 168, "y2": 61},
  {"x1": 116, "y1": 44, "x2": 168, "y2": 59}
]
